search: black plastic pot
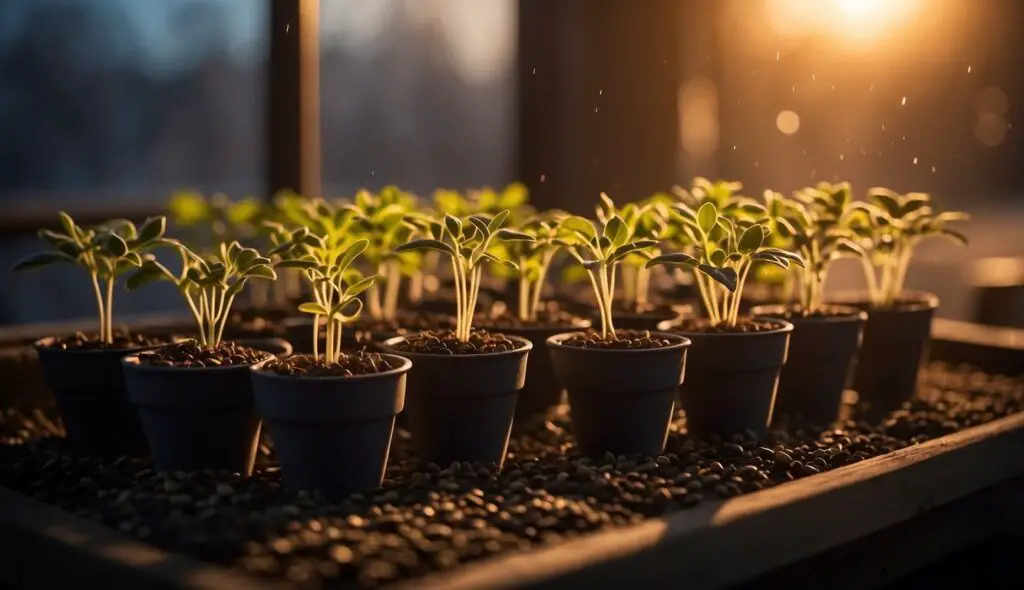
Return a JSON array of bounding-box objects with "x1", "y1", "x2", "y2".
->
[
  {"x1": 547, "y1": 332, "x2": 690, "y2": 457},
  {"x1": 830, "y1": 292, "x2": 939, "y2": 412},
  {"x1": 34, "y1": 337, "x2": 168, "y2": 458},
  {"x1": 663, "y1": 320, "x2": 793, "y2": 438},
  {"x1": 251, "y1": 354, "x2": 411, "y2": 498},
  {"x1": 472, "y1": 321, "x2": 590, "y2": 422},
  {"x1": 377, "y1": 335, "x2": 531, "y2": 468},
  {"x1": 601, "y1": 304, "x2": 688, "y2": 331},
  {"x1": 750, "y1": 306, "x2": 867, "y2": 425},
  {"x1": 123, "y1": 340, "x2": 290, "y2": 475}
]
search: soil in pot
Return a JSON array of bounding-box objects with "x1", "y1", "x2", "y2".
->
[
  {"x1": 124, "y1": 340, "x2": 274, "y2": 475},
  {"x1": 252, "y1": 352, "x2": 411, "y2": 499},
  {"x1": 35, "y1": 332, "x2": 171, "y2": 458},
  {"x1": 663, "y1": 318, "x2": 793, "y2": 439},
  {"x1": 378, "y1": 330, "x2": 531, "y2": 468},
  {"x1": 750, "y1": 305, "x2": 866, "y2": 426},
  {"x1": 474, "y1": 304, "x2": 590, "y2": 422},
  {"x1": 283, "y1": 309, "x2": 456, "y2": 355},
  {"x1": 830, "y1": 293, "x2": 939, "y2": 414},
  {"x1": 547, "y1": 329, "x2": 690, "y2": 457}
]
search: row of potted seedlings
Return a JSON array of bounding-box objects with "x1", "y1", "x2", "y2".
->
[{"x1": 14, "y1": 180, "x2": 968, "y2": 499}]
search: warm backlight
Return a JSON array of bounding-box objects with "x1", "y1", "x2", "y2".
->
[{"x1": 769, "y1": 0, "x2": 921, "y2": 44}]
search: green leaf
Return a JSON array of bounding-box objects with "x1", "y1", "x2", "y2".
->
[
  {"x1": 645, "y1": 252, "x2": 697, "y2": 269},
  {"x1": 245, "y1": 265, "x2": 277, "y2": 280},
  {"x1": 604, "y1": 215, "x2": 628, "y2": 248},
  {"x1": 276, "y1": 259, "x2": 318, "y2": 270},
  {"x1": 488, "y1": 210, "x2": 511, "y2": 234},
  {"x1": 58, "y1": 212, "x2": 77, "y2": 240},
  {"x1": 495, "y1": 228, "x2": 535, "y2": 242},
  {"x1": 347, "y1": 274, "x2": 378, "y2": 298},
  {"x1": 444, "y1": 214, "x2": 463, "y2": 239},
  {"x1": 137, "y1": 216, "x2": 167, "y2": 242},
  {"x1": 101, "y1": 233, "x2": 129, "y2": 257},
  {"x1": 611, "y1": 240, "x2": 658, "y2": 263},
  {"x1": 750, "y1": 252, "x2": 789, "y2": 269},
  {"x1": 12, "y1": 252, "x2": 75, "y2": 272},
  {"x1": 298, "y1": 302, "x2": 329, "y2": 316},
  {"x1": 337, "y1": 239, "x2": 370, "y2": 273},
  {"x1": 395, "y1": 239, "x2": 455, "y2": 257},
  {"x1": 561, "y1": 216, "x2": 597, "y2": 240},
  {"x1": 331, "y1": 297, "x2": 364, "y2": 322},
  {"x1": 126, "y1": 260, "x2": 175, "y2": 290},
  {"x1": 738, "y1": 225, "x2": 764, "y2": 254},
  {"x1": 697, "y1": 264, "x2": 738, "y2": 291},
  {"x1": 868, "y1": 189, "x2": 902, "y2": 218},
  {"x1": 467, "y1": 215, "x2": 490, "y2": 239},
  {"x1": 697, "y1": 202, "x2": 718, "y2": 234},
  {"x1": 499, "y1": 182, "x2": 528, "y2": 209},
  {"x1": 234, "y1": 247, "x2": 259, "y2": 269},
  {"x1": 939, "y1": 228, "x2": 968, "y2": 246},
  {"x1": 834, "y1": 238, "x2": 867, "y2": 258}
]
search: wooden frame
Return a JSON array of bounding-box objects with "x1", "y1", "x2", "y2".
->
[{"x1": 1, "y1": 322, "x2": 1022, "y2": 589}]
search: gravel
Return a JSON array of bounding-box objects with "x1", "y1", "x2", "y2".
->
[{"x1": 1, "y1": 362, "x2": 1021, "y2": 589}]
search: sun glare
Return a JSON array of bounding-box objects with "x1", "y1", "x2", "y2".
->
[{"x1": 768, "y1": 0, "x2": 921, "y2": 44}]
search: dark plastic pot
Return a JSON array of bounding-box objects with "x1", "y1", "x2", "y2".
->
[
  {"x1": 547, "y1": 332, "x2": 690, "y2": 457},
  {"x1": 830, "y1": 292, "x2": 939, "y2": 412},
  {"x1": 750, "y1": 306, "x2": 866, "y2": 425},
  {"x1": 251, "y1": 355, "x2": 411, "y2": 498},
  {"x1": 472, "y1": 321, "x2": 591, "y2": 422},
  {"x1": 34, "y1": 337, "x2": 168, "y2": 458},
  {"x1": 377, "y1": 335, "x2": 531, "y2": 468},
  {"x1": 601, "y1": 304, "x2": 687, "y2": 331},
  {"x1": 662, "y1": 320, "x2": 793, "y2": 438},
  {"x1": 123, "y1": 340, "x2": 290, "y2": 475},
  {"x1": 283, "y1": 317, "x2": 368, "y2": 354}
]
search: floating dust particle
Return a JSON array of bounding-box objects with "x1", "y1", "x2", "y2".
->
[
  {"x1": 913, "y1": 157, "x2": 919, "y2": 164},
  {"x1": 539, "y1": 174, "x2": 546, "y2": 183},
  {"x1": 901, "y1": 96, "x2": 907, "y2": 105}
]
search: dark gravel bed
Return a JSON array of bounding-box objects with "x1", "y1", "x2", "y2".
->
[{"x1": 1, "y1": 362, "x2": 1022, "y2": 589}]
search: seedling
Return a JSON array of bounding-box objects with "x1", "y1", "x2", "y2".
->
[
  {"x1": 397, "y1": 210, "x2": 535, "y2": 342},
  {"x1": 126, "y1": 241, "x2": 276, "y2": 347},
  {"x1": 671, "y1": 177, "x2": 766, "y2": 220},
  {"x1": 558, "y1": 196, "x2": 662, "y2": 338},
  {"x1": 167, "y1": 190, "x2": 262, "y2": 252},
  {"x1": 350, "y1": 186, "x2": 420, "y2": 323},
  {"x1": 648, "y1": 201, "x2": 804, "y2": 327},
  {"x1": 845, "y1": 188, "x2": 969, "y2": 307},
  {"x1": 265, "y1": 199, "x2": 370, "y2": 361},
  {"x1": 595, "y1": 193, "x2": 670, "y2": 313},
  {"x1": 497, "y1": 213, "x2": 567, "y2": 322},
  {"x1": 434, "y1": 182, "x2": 532, "y2": 220},
  {"x1": 13, "y1": 213, "x2": 169, "y2": 344},
  {"x1": 771, "y1": 183, "x2": 868, "y2": 313}
]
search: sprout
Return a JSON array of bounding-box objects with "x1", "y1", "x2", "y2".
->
[
  {"x1": 671, "y1": 177, "x2": 766, "y2": 219},
  {"x1": 397, "y1": 210, "x2": 535, "y2": 342},
  {"x1": 167, "y1": 190, "x2": 262, "y2": 252},
  {"x1": 772, "y1": 183, "x2": 868, "y2": 313},
  {"x1": 350, "y1": 186, "x2": 419, "y2": 323},
  {"x1": 434, "y1": 182, "x2": 532, "y2": 220},
  {"x1": 496, "y1": 212, "x2": 567, "y2": 322},
  {"x1": 13, "y1": 213, "x2": 169, "y2": 344},
  {"x1": 126, "y1": 241, "x2": 276, "y2": 347},
  {"x1": 265, "y1": 198, "x2": 369, "y2": 362},
  {"x1": 558, "y1": 195, "x2": 662, "y2": 338},
  {"x1": 648, "y1": 201, "x2": 805, "y2": 327},
  {"x1": 845, "y1": 188, "x2": 969, "y2": 307},
  {"x1": 595, "y1": 193, "x2": 669, "y2": 313}
]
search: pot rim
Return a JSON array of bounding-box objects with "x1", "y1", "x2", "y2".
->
[
  {"x1": 545, "y1": 330, "x2": 691, "y2": 352},
  {"x1": 825, "y1": 290, "x2": 940, "y2": 312},
  {"x1": 473, "y1": 317, "x2": 593, "y2": 332},
  {"x1": 377, "y1": 334, "x2": 533, "y2": 359},
  {"x1": 249, "y1": 353, "x2": 413, "y2": 382},
  {"x1": 121, "y1": 349, "x2": 276, "y2": 372},
  {"x1": 749, "y1": 304, "x2": 868, "y2": 324},
  {"x1": 34, "y1": 335, "x2": 172, "y2": 355},
  {"x1": 656, "y1": 318, "x2": 795, "y2": 337}
]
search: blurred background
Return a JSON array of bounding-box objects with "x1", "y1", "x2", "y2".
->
[{"x1": 1, "y1": 0, "x2": 1021, "y2": 326}]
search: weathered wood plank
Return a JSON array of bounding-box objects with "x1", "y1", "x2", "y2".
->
[
  {"x1": 400, "y1": 412, "x2": 1024, "y2": 589},
  {"x1": 0, "y1": 487, "x2": 289, "y2": 590}
]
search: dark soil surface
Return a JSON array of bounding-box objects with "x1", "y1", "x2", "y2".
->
[
  {"x1": 670, "y1": 318, "x2": 782, "y2": 333},
  {"x1": 556, "y1": 330, "x2": 677, "y2": 349},
  {"x1": 262, "y1": 353, "x2": 397, "y2": 377},
  {"x1": 388, "y1": 330, "x2": 521, "y2": 355},
  {"x1": 136, "y1": 340, "x2": 267, "y2": 368},
  {"x1": 0, "y1": 363, "x2": 1021, "y2": 588},
  {"x1": 755, "y1": 305, "x2": 864, "y2": 320},
  {"x1": 474, "y1": 303, "x2": 588, "y2": 330},
  {"x1": 43, "y1": 332, "x2": 168, "y2": 351}
]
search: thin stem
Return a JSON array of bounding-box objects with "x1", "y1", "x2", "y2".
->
[
  {"x1": 451, "y1": 256, "x2": 465, "y2": 341},
  {"x1": 215, "y1": 293, "x2": 237, "y2": 346},
  {"x1": 325, "y1": 316, "x2": 335, "y2": 364},
  {"x1": 728, "y1": 262, "x2": 751, "y2": 326},
  {"x1": 585, "y1": 269, "x2": 608, "y2": 338},
  {"x1": 312, "y1": 314, "x2": 320, "y2": 360},
  {"x1": 383, "y1": 259, "x2": 401, "y2": 321},
  {"x1": 860, "y1": 255, "x2": 881, "y2": 306},
  {"x1": 693, "y1": 270, "x2": 719, "y2": 325},
  {"x1": 598, "y1": 264, "x2": 616, "y2": 338},
  {"x1": 367, "y1": 283, "x2": 383, "y2": 321},
  {"x1": 620, "y1": 265, "x2": 636, "y2": 307},
  {"x1": 636, "y1": 265, "x2": 650, "y2": 312},
  {"x1": 104, "y1": 277, "x2": 115, "y2": 343},
  {"x1": 90, "y1": 272, "x2": 106, "y2": 342},
  {"x1": 408, "y1": 272, "x2": 423, "y2": 304},
  {"x1": 529, "y1": 251, "x2": 554, "y2": 323},
  {"x1": 518, "y1": 274, "x2": 530, "y2": 322},
  {"x1": 466, "y1": 265, "x2": 482, "y2": 339}
]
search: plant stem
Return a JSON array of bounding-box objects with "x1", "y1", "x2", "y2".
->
[
  {"x1": 692, "y1": 270, "x2": 718, "y2": 325},
  {"x1": 598, "y1": 264, "x2": 616, "y2": 338},
  {"x1": 367, "y1": 282, "x2": 383, "y2": 321},
  {"x1": 104, "y1": 277, "x2": 115, "y2": 343},
  {"x1": 529, "y1": 252, "x2": 554, "y2": 323},
  {"x1": 451, "y1": 256, "x2": 465, "y2": 341},
  {"x1": 518, "y1": 273, "x2": 530, "y2": 322},
  {"x1": 620, "y1": 265, "x2": 636, "y2": 308},
  {"x1": 585, "y1": 269, "x2": 608, "y2": 338},
  {"x1": 408, "y1": 272, "x2": 423, "y2": 304},
  {"x1": 635, "y1": 265, "x2": 650, "y2": 312},
  {"x1": 312, "y1": 314, "x2": 320, "y2": 360},
  {"x1": 89, "y1": 273, "x2": 105, "y2": 343},
  {"x1": 383, "y1": 259, "x2": 401, "y2": 322},
  {"x1": 215, "y1": 292, "x2": 236, "y2": 346},
  {"x1": 466, "y1": 265, "x2": 483, "y2": 340},
  {"x1": 728, "y1": 262, "x2": 751, "y2": 326}
]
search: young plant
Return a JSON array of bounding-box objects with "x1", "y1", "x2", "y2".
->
[
  {"x1": 499, "y1": 213, "x2": 566, "y2": 322},
  {"x1": 265, "y1": 199, "x2": 369, "y2": 361},
  {"x1": 595, "y1": 193, "x2": 670, "y2": 313},
  {"x1": 167, "y1": 190, "x2": 263, "y2": 252},
  {"x1": 845, "y1": 188, "x2": 969, "y2": 307},
  {"x1": 648, "y1": 202, "x2": 804, "y2": 328},
  {"x1": 773, "y1": 183, "x2": 867, "y2": 313},
  {"x1": 397, "y1": 210, "x2": 535, "y2": 342},
  {"x1": 13, "y1": 213, "x2": 169, "y2": 344},
  {"x1": 434, "y1": 182, "x2": 532, "y2": 220},
  {"x1": 350, "y1": 186, "x2": 419, "y2": 323},
  {"x1": 558, "y1": 198, "x2": 662, "y2": 338},
  {"x1": 126, "y1": 241, "x2": 276, "y2": 347}
]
